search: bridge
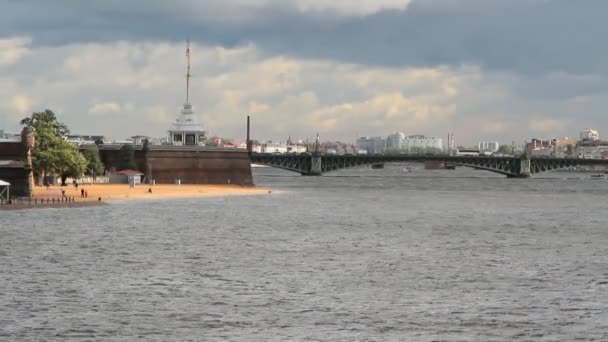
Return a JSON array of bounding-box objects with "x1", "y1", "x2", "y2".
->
[{"x1": 250, "y1": 153, "x2": 608, "y2": 177}]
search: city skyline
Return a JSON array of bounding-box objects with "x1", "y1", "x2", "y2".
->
[{"x1": 2, "y1": 0, "x2": 608, "y2": 144}]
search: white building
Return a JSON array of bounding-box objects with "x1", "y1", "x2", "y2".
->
[
  {"x1": 386, "y1": 132, "x2": 406, "y2": 150},
  {"x1": 386, "y1": 132, "x2": 443, "y2": 151},
  {"x1": 262, "y1": 142, "x2": 288, "y2": 154},
  {"x1": 0, "y1": 129, "x2": 20, "y2": 143},
  {"x1": 356, "y1": 137, "x2": 386, "y2": 155},
  {"x1": 286, "y1": 144, "x2": 307, "y2": 154},
  {"x1": 168, "y1": 41, "x2": 206, "y2": 146},
  {"x1": 580, "y1": 128, "x2": 600, "y2": 141},
  {"x1": 401, "y1": 135, "x2": 443, "y2": 151},
  {"x1": 478, "y1": 141, "x2": 499, "y2": 153}
]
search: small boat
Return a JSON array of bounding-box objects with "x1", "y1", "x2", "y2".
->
[{"x1": 589, "y1": 174, "x2": 605, "y2": 179}]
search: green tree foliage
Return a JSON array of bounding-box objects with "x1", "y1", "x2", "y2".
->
[
  {"x1": 82, "y1": 146, "x2": 105, "y2": 176},
  {"x1": 117, "y1": 144, "x2": 137, "y2": 171},
  {"x1": 566, "y1": 144, "x2": 574, "y2": 157},
  {"x1": 20, "y1": 109, "x2": 70, "y2": 140},
  {"x1": 53, "y1": 142, "x2": 88, "y2": 185},
  {"x1": 497, "y1": 144, "x2": 513, "y2": 155},
  {"x1": 21, "y1": 110, "x2": 87, "y2": 185},
  {"x1": 385, "y1": 146, "x2": 445, "y2": 155}
]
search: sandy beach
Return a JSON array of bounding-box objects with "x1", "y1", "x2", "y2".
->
[{"x1": 32, "y1": 184, "x2": 270, "y2": 202}]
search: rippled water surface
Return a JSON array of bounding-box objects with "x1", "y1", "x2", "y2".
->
[{"x1": 2, "y1": 165, "x2": 608, "y2": 341}]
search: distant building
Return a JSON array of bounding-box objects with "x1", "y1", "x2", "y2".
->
[
  {"x1": 320, "y1": 141, "x2": 355, "y2": 155},
  {"x1": 385, "y1": 132, "x2": 443, "y2": 152},
  {"x1": 402, "y1": 135, "x2": 443, "y2": 152},
  {"x1": 478, "y1": 141, "x2": 499, "y2": 153},
  {"x1": 262, "y1": 141, "x2": 288, "y2": 154},
  {"x1": 356, "y1": 137, "x2": 386, "y2": 155},
  {"x1": 0, "y1": 130, "x2": 20, "y2": 143},
  {"x1": 66, "y1": 135, "x2": 106, "y2": 145},
  {"x1": 580, "y1": 128, "x2": 600, "y2": 141},
  {"x1": 386, "y1": 132, "x2": 406, "y2": 150},
  {"x1": 208, "y1": 135, "x2": 222, "y2": 147},
  {"x1": 286, "y1": 143, "x2": 307, "y2": 154},
  {"x1": 554, "y1": 137, "x2": 577, "y2": 157},
  {"x1": 526, "y1": 138, "x2": 555, "y2": 157},
  {"x1": 455, "y1": 148, "x2": 480, "y2": 156},
  {"x1": 130, "y1": 135, "x2": 150, "y2": 145},
  {"x1": 168, "y1": 41, "x2": 206, "y2": 146}
]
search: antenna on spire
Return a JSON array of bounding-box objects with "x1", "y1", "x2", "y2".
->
[{"x1": 185, "y1": 39, "x2": 191, "y2": 103}]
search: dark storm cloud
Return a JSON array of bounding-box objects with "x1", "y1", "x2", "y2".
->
[{"x1": 2, "y1": 0, "x2": 607, "y2": 75}]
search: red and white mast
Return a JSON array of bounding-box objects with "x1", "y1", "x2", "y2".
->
[{"x1": 186, "y1": 39, "x2": 191, "y2": 103}]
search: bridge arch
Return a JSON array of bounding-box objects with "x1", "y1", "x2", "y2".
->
[{"x1": 250, "y1": 153, "x2": 608, "y2": 178}]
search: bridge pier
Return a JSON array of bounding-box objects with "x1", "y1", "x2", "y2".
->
[
  {"x1": 302, "y1": 155, "x2": 323, "y2": 176},
  {"x1": 518, "y1": 157, "x2": 532, "y2": 178}
]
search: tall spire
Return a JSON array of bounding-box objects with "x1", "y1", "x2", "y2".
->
[{"x1": 185, "y1": 39, "x2": 191, "y2": 103}]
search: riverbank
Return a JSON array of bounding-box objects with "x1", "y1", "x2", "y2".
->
[
  {"x1": 32, "y1": 184, "x2": 270, "y2": 202},
  {"x1": 1, "y1": 184, "x2": 270, "y2": 210},
  {"x1": 0, "y1": 201, "x2": 107, "y2": 211}
]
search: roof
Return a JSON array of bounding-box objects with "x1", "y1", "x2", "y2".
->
[
  {"x1": 0, "y1": 160, "x2": 27, "y2": 168},
  {"x1": 0, "y1": 180, "x2": 9, "y2": 186},
  {"x1": 116, "y1": 169, "x2": 144, "y2": 176}
]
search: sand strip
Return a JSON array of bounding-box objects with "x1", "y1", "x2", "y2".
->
[{"x1": 32, "y1": 184, "x2": 270, "y2": 203}]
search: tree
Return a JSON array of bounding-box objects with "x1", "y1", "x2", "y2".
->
[
  {"x1": 21, "y1": 110, "x2": 87, "y2": 185},
  {"x1": 425, "y1": 147, "x2": 443, "y2": 155},
  {"x1": 497, "y1": 144, "x2": 513, "y2": 155},
  {"x1": 409, "y1": 146, "x2": 425, "y2": 154},
  {"x1": 117, "y1": 144, "x2": 137, "y2": 171},
  {"x1": 20, "y1": 109, "x2": 70, "y2": 139},
  {"x1": 566, "y1": 144, "x2": 574, "y2": 157},
  {"x1": 82, "y1": 146, "x2": 105, "y2": 176},
  {"x1": 53, "y1": 142, "x2": 88, "y2": 185},
  {"x1": 32, "y1": 137, "x2": 87, "y2": 186}
]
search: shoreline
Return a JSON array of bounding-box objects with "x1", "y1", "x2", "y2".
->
[
  {"x1": 34, "y1": 184, "x2": 271, "y2": 202},
  {"x1": 1, "y1": 184, "x2": 271, "y2": 211}
]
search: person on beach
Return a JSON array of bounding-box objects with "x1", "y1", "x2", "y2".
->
[
  {"x1": 80, "y1": 188, "x2": 85, "y2": 198},
  {"x1": 61, "y1": 188, "x2": 66, "y2": 198},
  {"x1": 85, "y1": 190, "x2": 88, "y2": 198}
]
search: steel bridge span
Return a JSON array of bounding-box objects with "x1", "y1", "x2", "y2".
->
[{"x1": 250, "y1": 153, "x2": 608, "y2": 177}]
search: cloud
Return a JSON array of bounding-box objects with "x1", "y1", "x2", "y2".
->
[
  {"x1": 88, "y1": 102, "x2": 123, "y2": 115},
  {"x1": 13, "y1": 95, "x2": 31, "y2": 113},
  {"x1": 288, "y1": 0, "x2": 411, "y2": 15},
  {"x1": 0, "y1": 37, "x2": 31, "y2": 65},
  {"x1": 2, "y1": 37, "x2": 604, "y2": 146},
  {"x1": 3, "y1": 0, "x2": 608, "y2": 77},
  {"x1": 528, "y1": 117, "x2": 570, "y2": 135}
]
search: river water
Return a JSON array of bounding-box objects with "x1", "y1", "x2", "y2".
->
[{"x1": 2, "y1": 165, "x2": 608, "y2": 341}]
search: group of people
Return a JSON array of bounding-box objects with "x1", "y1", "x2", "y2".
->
[{"x1": 70, "y1": 181, "x2": 89, "y2": 199}]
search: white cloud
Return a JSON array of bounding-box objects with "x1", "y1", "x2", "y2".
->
[
  {"x1": 528, "y1": 117, "x2": 570, "y2": 134},
  {"x1": 290, "y1": 0, "x2": 411, "y2": 15},
  {"x1": 12, "y1": 94, "x2": 31, "y2": 114},
  {"x1": 0, "y1": 37, "x2": 31, "y2": 66},
  {"x1": 88, "y1": 102, "x2": 123, "y2": 115},
  {"x1": 0, "y1": 37, "x2": 604, "y2": 145}
]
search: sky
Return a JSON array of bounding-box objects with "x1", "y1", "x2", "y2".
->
[{"x1": 1, "y1": 0, "x2": 607, "y2": 145}]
